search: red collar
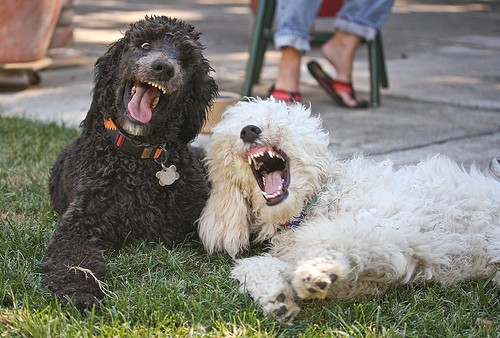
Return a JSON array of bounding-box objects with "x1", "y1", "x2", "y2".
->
[{"x1": 104, "y1": 118, "x2": 164, "y2": 160}]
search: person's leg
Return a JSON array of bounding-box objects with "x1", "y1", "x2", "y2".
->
[
  {"x1": 328, "y1": 0, "x2": 394, "y2": 80},
  {"x1": 275, "y1": 46, "x2": 302, "y2": 93},
  {"x1": 321, "y1": 32, "x2": 362, "y2": 107},
  {"x1": 271, "y1": 0, "x2": 322, "y2": 100},
  {"x1": 311, "y1": 0, "x2": 394, "y2": 107},
  {"x1": 321, "y1": 32, "x2": 361, "y2": 84}
]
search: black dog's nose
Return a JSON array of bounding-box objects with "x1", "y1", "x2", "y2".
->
[
  {"x1": 151, "y1": 59, "x2": 174, "y2": 78},
  {"x1": 240, "y1": 125, "x2": 262, "y2": 143}
]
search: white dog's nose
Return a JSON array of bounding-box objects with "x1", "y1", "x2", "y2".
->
[{"x1": 240, "y1": 125, "x2": 262, "y2": 143}]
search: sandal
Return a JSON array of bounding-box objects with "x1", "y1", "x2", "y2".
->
[
  {"x1": 307, "y1": 60, "x2": 368, "y2": 109},
  {"x1": 268, "y1": 85, "x2": 302, "y2": 103}
]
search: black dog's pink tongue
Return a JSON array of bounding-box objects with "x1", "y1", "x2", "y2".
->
[{"x1": 127, "y1": 85, "x2": 157, "y2": 124}]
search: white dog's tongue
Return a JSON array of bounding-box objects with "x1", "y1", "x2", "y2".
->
[
  {"x1": 264, "y1": 171, "x2": 283, "y2": 195},
  {"x1": 127, "y1": 86, "x2": 156, "y2": 124}
]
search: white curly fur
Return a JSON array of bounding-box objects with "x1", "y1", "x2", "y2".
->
[{"x1": 198, "y1": 98, "x2": 500, "y2": 322}]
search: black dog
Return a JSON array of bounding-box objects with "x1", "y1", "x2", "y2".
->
[{"x1": 44, "y1": 16, "x2": 217, "y2": 308}]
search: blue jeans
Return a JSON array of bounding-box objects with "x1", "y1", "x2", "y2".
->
[{"x1": 274, "y1": 0, "x2": 394, "y2": 52}]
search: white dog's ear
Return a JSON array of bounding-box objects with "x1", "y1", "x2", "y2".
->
[{"x1": 198, "y1": 182, "x2": 250, "y2": 258}]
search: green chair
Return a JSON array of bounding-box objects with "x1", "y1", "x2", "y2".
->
[{"x1": 242, "y1": 0, "x2": 389, "y2": 106}]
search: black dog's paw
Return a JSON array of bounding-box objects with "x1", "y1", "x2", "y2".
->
[{"x1": 45, "y1": 262, "x2": 108, "y2": 310}]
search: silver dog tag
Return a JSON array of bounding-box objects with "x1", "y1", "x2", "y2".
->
[{"x1": 156, "y1": 164, "x2": 180, "y2": 186}]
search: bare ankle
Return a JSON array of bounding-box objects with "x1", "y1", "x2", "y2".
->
[{"x1": 321, "y1": 33, "x2": 361, "y2": 83}]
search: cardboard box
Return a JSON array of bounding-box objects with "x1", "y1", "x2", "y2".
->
[{"x1": 202, "y1": 91, "x2": 240, "y2": 134}]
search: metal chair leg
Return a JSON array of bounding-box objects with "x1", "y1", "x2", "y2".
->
[
  {"x1": 376, "y1": 32, "x2": 389, "y2": 89},
  {"x1": 368, "y1": 39, "x2": 380, "y2": 107},
  {"x1": 368, "y1": 31, "x2": 390, "y2": 107},
  {"x1": 242, "y1": 0, "x2": 276, "y2": 96}
]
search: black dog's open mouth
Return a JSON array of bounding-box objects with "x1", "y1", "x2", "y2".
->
[
  {"x1": 123, "y1": 81, "x2": 167, "y2": 124},
  {"x1": 246, "y1": 145, "x2": 290, "y2": 205}
]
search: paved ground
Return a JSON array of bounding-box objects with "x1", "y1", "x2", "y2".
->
[{"x1": 1, "y1": 0, "x2": 499, "y2": 170}]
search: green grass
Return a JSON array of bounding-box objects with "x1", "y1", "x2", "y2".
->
[{"x1": 0, "y1": 115, "x2": 498, "y2": 337}]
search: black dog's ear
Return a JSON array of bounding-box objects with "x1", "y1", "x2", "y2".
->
[
  {"x1": 178, "y1": 60, "x2": 218, "y2": 144},
  {"x1": 93, "y1": 39, "x2": 126, "y2": 96},
  {"x1": 81, "y1": 39, "x2": 127, "y2": 130}
]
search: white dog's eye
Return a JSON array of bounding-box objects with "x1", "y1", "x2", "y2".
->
[{"x1": 140, "y1": 42, "x2": 152, "y2": 50}]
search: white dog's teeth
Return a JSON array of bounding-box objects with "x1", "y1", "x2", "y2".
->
[
  {"x1": 250, "y1": 156, "x2": 263, "y2": 170},
  {"x1": 272, "y1": 191, "x2": 281, "y2": 198},
  {"x1": 262, "y1": 189, "x2": 283, "y2": 199},
  {"x1": 251, "y1": 152, "x2": 265, "y2": 160},
  {"x1": 268, "y1": 150, "x2": 274, "y2": 158}
]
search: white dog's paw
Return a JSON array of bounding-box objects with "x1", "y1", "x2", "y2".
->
[
  {"x1": 292, "y1": 252, "x2": 350, "y2": 299},
  {"x1": 260, "y1": 292, "x2": 300, "y2": 322},
  {"x1": 231, "y1": 255, "x2": 301, "y2": 322}
]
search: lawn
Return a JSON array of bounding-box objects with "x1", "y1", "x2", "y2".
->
[{"x1": 0, "y1": 115, "x2": 498, "y2": 337}]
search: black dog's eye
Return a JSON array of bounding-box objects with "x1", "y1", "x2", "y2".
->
[{"x1": 140, "y1": 42, "x2": 152, "y2": 51}]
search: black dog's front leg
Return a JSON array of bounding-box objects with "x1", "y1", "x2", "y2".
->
[{"x1": 44, "y1": 217, "x2": 109, "y2": 309}]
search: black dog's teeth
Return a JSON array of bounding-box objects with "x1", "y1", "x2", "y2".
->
[{"x1": 146, "y1": 81, "x2": 167, "y2": 95}]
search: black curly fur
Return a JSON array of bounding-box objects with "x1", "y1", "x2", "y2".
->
[{"x1": 43, "y1": 16, "x2": 217, "y2": 309}]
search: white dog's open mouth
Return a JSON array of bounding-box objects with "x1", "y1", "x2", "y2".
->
[
  {"x1": 123, "y1": 81, "x2": 167, "y2": 124},
  {"x1": 246, "y1": 145, "x2": 290, "y2": 205}
]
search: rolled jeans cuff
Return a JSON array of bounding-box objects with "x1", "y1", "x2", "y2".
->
[
  {"x1": 274, "y1": 34, "x2": 311, "y2": 52},
  {"x1": 333, "y1": 17, "x2": 377, "y2": 41}
]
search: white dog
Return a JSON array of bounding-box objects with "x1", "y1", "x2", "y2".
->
[{"x1": 198, "y1": 98, "x2": 500, "y2": 322}]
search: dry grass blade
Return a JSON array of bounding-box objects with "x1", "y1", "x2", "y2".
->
[{"x1": 65, "y1": 265, "x2": 116, "y2": 299}]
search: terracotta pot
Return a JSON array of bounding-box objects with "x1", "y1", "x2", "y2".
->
[{"x1": 0, "y1": 0, "x2": 62, "y2": 63}]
